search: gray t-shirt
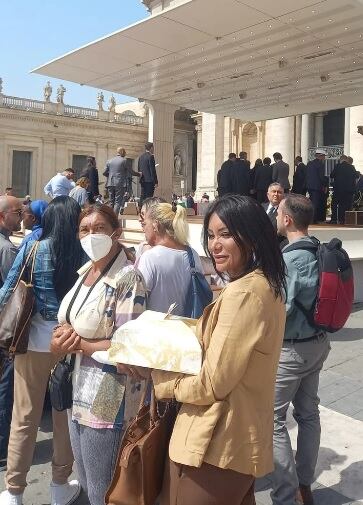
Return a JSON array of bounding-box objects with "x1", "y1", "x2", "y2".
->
[{"x1": 137, "y1": 245, "x2": 203, "y2": 316}]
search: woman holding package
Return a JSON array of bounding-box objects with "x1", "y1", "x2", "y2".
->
[
  {"x1": 50, "y1": 204, "x2": 147, "y2": 505},
  {"x1": 137, "y1": 202, "x2": 204, "y2": 315},
  {"x1": 151, "y1": 195, "x2": 287, "y2": 505},
  {"x1": 0, "y1": 196, "x2": 84, "y2": 505}
]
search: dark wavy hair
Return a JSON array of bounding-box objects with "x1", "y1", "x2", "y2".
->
[
  {"x1": 203, "y1": 195, "x2": 286, "y2": 299},
  {"x1": 40, "y1": 196, "x2": 84, "y2": 301}
]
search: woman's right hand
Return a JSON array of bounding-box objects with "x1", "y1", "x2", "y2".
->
[{"x1": 50, "y1": 324, "x2": 81, "y2": 355}]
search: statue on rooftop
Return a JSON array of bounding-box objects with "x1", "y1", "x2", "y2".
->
[
  {"x1": 43, "y1": 81, "x2": 52, "y2": 102},
  {"x1": 56, "y1": 84, "x2": 66, "y2": 104},
  {"x1": 109, "y1": 95, "x2": 116, "y2": 113},
  {"x1": 97, "y1": 91, "x2": 105, "y2": 111},
  {"x1": 0, "y1": 78, "x2": 3, "y2": 94}
]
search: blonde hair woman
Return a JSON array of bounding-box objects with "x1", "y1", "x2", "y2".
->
[{"x1": 137, "y1": 203, "x2": 203, "y2": 316}]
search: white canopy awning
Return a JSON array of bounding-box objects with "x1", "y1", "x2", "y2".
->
[{"x1": 33, "y1": 0, "x2": 363, "y2": 121}]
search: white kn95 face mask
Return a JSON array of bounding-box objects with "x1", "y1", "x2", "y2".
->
[{"x1": 80, "y1": 232, "x2": 115, "y2": 262}]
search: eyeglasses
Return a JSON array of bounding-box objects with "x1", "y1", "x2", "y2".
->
[{"x1": 6, "y1": 209, "x2": 22, "y2": 217}]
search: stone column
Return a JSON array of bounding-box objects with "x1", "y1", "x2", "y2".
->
[
  {"x1": 295, "y1": 115, "x2": 302, "y2": 158},
  {"x1": 349, "y1": 105, "x2": 363, "y2": 170},
  {"x1": 146, "y1": 100, "x2": 177, "y2": 202},
  {"x1": 264, "y1": 116, "x2": 295, "y2": 178},
  {"x1": 41, "y1": 139, "x2": 57, "y2": 197},
  {"x1": 0, "y1": 134, "x2": 6, "y2": 190},
  {"x1": 301, "y1": 114, "x2": 313, "y2": 163},
  {"x1": 196, "y1": 112, "x2": 224, "y2": 198},
  {"x1": 344, "y1": 107, "x2": 350, "y2": 155},
  {"x1": 314, "y1": 112, "x2": 326, "y2": 146}
]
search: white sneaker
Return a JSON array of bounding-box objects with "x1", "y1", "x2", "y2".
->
[
  {"x1": 50, "y1": 480, "x2": 81, "y2": 505},
  {"x1": 0, "y1": 490, "x2": 23, "y2": 505}
]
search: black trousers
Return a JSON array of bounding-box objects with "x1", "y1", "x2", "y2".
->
[
  {"x1": 331, "y1": 191, "x2": 354, "y2": 224},
  {"x1": 140, "y1": 182, "x2": 155, "y2": 206},
  {"x1": 308, "y1": 190, "x2": 325, "y2": 223}
]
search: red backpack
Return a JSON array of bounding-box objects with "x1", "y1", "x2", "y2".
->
[{"x1": 283, "y1": 237, "x2": 354, "y2": 332}]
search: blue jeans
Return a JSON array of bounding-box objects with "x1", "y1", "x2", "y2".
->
[
  {"x1": 69, "y1": 420, "x2": 123, "y2": 505},
  {"x1": 0, "y1": 350, "x2": 14, "y2": 461}
]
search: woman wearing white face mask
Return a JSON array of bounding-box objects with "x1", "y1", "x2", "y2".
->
[{"x1": 50, "y1": 204, "x2": 147, "y2": 505}]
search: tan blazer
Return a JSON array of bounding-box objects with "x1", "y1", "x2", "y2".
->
[{"x1": 152, "y1": 269, "x2": 286, "y2": 477}]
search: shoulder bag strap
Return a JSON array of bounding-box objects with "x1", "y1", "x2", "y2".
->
[
  {"x1": 13, "y1": 241, "x2": 39, "y2": 290},
  {"x1": 65, "y1": 252, "x2": 119, "y2": 324},
  {"x1": 185, "y1": 246, "x2": 196, "y2": 272}
]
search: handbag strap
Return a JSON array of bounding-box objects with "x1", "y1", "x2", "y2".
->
[
  {"x1": 137, "y1": 380, "x2": 158, "y2": 426},
  {"x1": 65, "y1": 253, "x2": 119, "y2": 325},
  {"x1": 14, "y1": 241, "x2": 39, "y2": 290},
  {"x1": 186, "y1": 246, "x2": 196, "y2": 274}
]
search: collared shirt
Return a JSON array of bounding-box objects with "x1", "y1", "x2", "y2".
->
[
  {"x1": 266, "y1": 203, "x2": 278, "y2": 215},
  {"x1": 44, "y1": 173, "x2": 75, "y2": 198},
  {"x1": 0, "y1": 227, "x2": 18, "y2": 288},
  {"x1": 282, "y1": 235, "x2": 320, "y2": 341}
]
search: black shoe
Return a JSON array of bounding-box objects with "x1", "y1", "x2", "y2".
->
[{"x1": 0, "y1": 458, "x2": 7, "y2": 472}]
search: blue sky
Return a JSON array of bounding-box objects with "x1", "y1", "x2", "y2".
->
[{"x1": 1, "y1": 0, "x2": 147, "y2": 108}]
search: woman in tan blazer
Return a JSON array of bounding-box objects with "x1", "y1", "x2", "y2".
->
[{"x1": 152, "y1": 195, "x2": 287, "y2": 505}]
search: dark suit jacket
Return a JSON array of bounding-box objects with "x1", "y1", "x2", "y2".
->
[
  {"x1": 232, "y1": 160, "x2": 251, "y2": 196},
  {"x1": 218, "y1": 160, "x2": 233, "y2": 196},
  {"x1": 306, "y1": 159, "x2": 326, "y2": 191},
  {"x1": 262, "y1": 202, "x2": 286, "y2": 243},
  {"x1": 331, "y1": 162, "x2": 358, "y2": 193},
  {"x1": 106, "y1": 155, "x2": 139, "y2": 188},
  {"x1": 254, "y1": 164, "x2": 273, "y2": 192},
  {"x1": 138, "y1": 151, "x2": 158, "y2": 185},
  {"x1": 292, "y1": 163, "x2": 306, "y2": 195},
  {"x1": 262, "y1": 202, "x2": 278, "y2": 231},
  {"x1": 272, "y1": 160, "x2": 291, "y2": 190}
]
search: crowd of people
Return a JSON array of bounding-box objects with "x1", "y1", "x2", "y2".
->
[
  {"x1": 0, "y1": 142, "x2": 355, "y2": 505},
  {"x1": 218, "y1": 149, "x2": 362, "y2": 224}
]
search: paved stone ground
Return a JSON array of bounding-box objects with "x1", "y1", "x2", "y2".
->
[{"x1": 1, "y1": 305, "x2": 362, "y2": 505}]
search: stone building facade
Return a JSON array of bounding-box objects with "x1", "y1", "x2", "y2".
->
[{"x1": 0, "y1": 84, "x2": 197, "y2": 199}]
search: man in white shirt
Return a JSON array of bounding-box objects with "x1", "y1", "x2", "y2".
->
[{"x1": 44, "y1": 169, "x2": 75, "y2": 199}]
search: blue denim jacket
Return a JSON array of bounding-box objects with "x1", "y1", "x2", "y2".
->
[
  {"x1": 0, "y1": 239, "x2": 59, "y2": 321},
  {"x1": 282, "y1": 236, "x2": 321, "y2": 341}
]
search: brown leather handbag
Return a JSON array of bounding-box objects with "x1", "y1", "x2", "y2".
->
[
  {"x1": 105, "y1": 384, "x2": 178, "y2": 505},
  {"x1": 0, "y1": 241, "x2": 39, "y2": 356}
]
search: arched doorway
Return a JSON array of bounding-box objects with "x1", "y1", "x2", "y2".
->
[{"x1": 242, "y1": 122, "x2": 258, "y2": 164}]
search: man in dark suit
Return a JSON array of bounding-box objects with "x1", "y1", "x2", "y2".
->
[
  {"x1": 272, "y1": 152, "x2": 291, "y2": 193},
  {"x1": 255, "y1": 157, "x2": 273, "y2": 203},
  {"x1": 105, "y1": 147, "x2": 140, "y2": 216},
  {"x1": 138, "y1": 142, "x2": 158, "y2": 205},
  {"x1": 306, "y1": 149, "x2": 327, "y2": 223},
  {"x1": 262, "y1": 183, "x2": 285, "y2": 234},
  {"x1": 331, "y1": 154, "x2": 358, "y2": 224},
  {"x1": 217, "y1": 153, "x2": 236, "y2": 196},
  {"x1": 233, "y1": 156, "x2": 251, "y2": 196},
  {"x1": 292, "y1": 156, "x2": 307, "y2": 195}
]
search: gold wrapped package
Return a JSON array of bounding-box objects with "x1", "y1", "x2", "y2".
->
[{"x1": 106, "y1": 310, "x2": 202, "y2": 375}]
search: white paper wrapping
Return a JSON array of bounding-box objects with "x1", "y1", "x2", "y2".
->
[{"x1": 105, "y1": 311, "x2": 202, "y2": 375}]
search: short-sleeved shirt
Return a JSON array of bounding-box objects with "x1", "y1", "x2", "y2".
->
[
  {"x1": 69, "y1": 186, "x2": 89, "y2": 207},
  {"x1": 137, "y1": 245, "x2": 203, "y2": 316}
]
